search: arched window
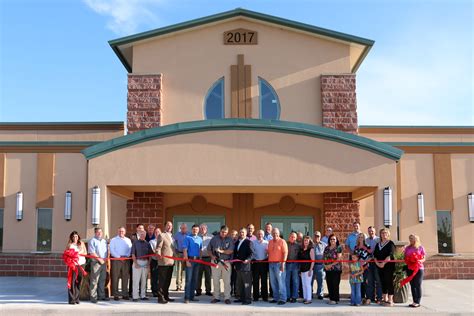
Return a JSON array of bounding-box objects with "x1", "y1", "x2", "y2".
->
[
  {"x1": 204, "y1": 77, "x2": 224, "y2": 119},
  {"x1": 259, "y1": 77, "x2": 280, "y2": 120}
]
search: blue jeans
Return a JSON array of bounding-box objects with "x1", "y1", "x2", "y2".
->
[
  {"x1": 312, "y1": 264, "x2": 325, "y2": 297},
  {"x1": 350, "y1": 282, "x2": 362, "y2": 305},
  {"x1": 269, "y1": 263, "x2": 287, "y2": 302},
  {"x1": 285, "y1": 263, "x2": 299, "y2": 299},
  {"x1": 366, "y1": 263, "x2": 382, "y2": 301},
  {"x1": 184, "y1": 262, "x2": 200, "y2": 300}
]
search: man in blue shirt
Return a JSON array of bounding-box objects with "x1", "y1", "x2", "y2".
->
[
  {"x1": 183, "y1": 224, "x2": 203, "y2": 303},
  {"x1": 88, "y1": 227, "x2": 109, "y2": 303},
  {"x1": 174, "y1": 223, "x2": 189, "y2": 291},
  {"x1": 263, "y1": 222, "x2": 273, "y2": 241},
  {"x1": 312, "y1": 231, "x2": 327, "y2": 300},
  {"x1": 345, "y1": 222, "x2": 365, "y2": 260}
]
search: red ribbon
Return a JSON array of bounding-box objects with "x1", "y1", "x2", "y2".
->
[
  {"x1": 80, "y1": 253, "x2": 218, "y2": 267},
  {"x1": 400, "y1": 252, "x2": 424, "y2": 288},
  {"x1": 62, "y1": 249, "x2": 87, "y2": 289}
]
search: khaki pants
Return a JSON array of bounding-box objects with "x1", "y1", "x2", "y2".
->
[
  {"x1": 212, "y1": 262, "x2": 232, "y2": 300},
  {"x1": 175, "y1": 253, "x2": 184, "y2": 289},
  {"x1": 132, "y1": 260, "x2": 149, "y2": 299},
  {"x1": 90, "y1": 261, "x2": 107, "y2": 300}
]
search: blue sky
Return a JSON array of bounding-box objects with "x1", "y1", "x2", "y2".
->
[{"x1": 0, "y1": 0, "x2": 472, "y2": 125}]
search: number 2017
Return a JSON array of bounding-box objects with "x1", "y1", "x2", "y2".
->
[{"x1": 225, "y1": 32, "x2": 255, "y2": 44}]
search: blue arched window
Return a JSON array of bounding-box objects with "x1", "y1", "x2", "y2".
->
[
  {"x1": 204, "y1": 78, "x2": 224, "y2": 119},
  {"x1": 259, "y1": 77, "x2": 280, "y2": 120}
]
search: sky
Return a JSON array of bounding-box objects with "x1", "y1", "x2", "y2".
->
[{"x1": 0, "y1": 0, "x2": 472, "y2": 125}]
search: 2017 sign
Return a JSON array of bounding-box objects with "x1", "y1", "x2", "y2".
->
[{"x1": 223, "y1": 29, "x2": 258, "y2": 45}]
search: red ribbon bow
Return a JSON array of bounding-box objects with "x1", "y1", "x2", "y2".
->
[
  {"x1": 400, "y1": 252, "x2": 423, "y2": 288},
  {"x1": 62, "y1": 248, "x2": 87, "y2": 289}
]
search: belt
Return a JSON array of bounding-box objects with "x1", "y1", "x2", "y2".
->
[{"x1": 188, "y1": 256, "x2": 199, "y2": 259}]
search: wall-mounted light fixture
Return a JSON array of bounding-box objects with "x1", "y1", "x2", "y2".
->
[
  {"x1": 383, "y1": 187, "x2": 392, "y2": 227},
  {"x1": 468, "y1": 193, "x2": 474, "y2": 223},
  {"x1": 417, "y1": 193, "x2": 425, "y2": 223},
  {"x1": 16, "y1": 191, "x2": 23, "y2": 221},
  {"x1": 92, "y1": 186, "x2": 100, "y2": 225},
  {"x1": 64, "y1": 191, "x2": 72, "y2": 221}
]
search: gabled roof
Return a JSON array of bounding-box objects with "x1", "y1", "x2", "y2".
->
[
  {"x1": 82, "y1": 119, "x2": 402, "y2": 160},
  {"x1": 109, "y1": 8, "x2": 374, "y2": 73}
]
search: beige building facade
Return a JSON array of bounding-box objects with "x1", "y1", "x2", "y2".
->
[{"x1": 0, "y1": 9, "x2": 472, "y2": 278}]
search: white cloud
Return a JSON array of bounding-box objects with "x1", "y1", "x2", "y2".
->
[{"x1": 83, "y1": 0, "x2": 164, "y2": 35}]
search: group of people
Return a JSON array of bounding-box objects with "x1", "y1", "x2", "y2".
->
[{"x1": 65, "y1": 221, "x2": 426, "y2": 309}]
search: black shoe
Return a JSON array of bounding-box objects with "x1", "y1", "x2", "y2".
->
[
  {"x1": 141, "y1": 297, "x2": 149, "y2": 301},
  {"x1": 153, "y1": 293, "x2": 158, "y2": 297},
  {"x1": 290, "y1": 298, "x2": 296, "y2": 303},
  {"x1": 114, "y1": 296, "x2": 120, "y2": 301},
  {"x1": 165, "y1": 297, "x2": 175, "y2": 302},
  {"x1": 286, "y1": 298, "x2": 290, "y2": 302},
  {"x1": 277, "y1": 301, "x2": 286, "y2": 305},
  {"x1": 224, "y1": 299, "x2": 231, "y2": 304},
  {"x1": 262, "y1": 298, "x2": 269, "y2": 302},
  {"x1": 100, "y1": 297, "x2": 110, "y2": 301},
  {"x1": 122, "y1": 296, "x2": 130, "y2": 300},
  {"x1": 195, "y1": 292, "x2": 202, "y2": 296},
  {"x1": 132, "y1": 299, "x2": 138, "y2": 302},
  {"x1": 90, "y1": 298, "x2": 98, "y2": 304},
  {"x1": 211, "y1": 299, "x2": 220, "y2": 304},
  {"x1": 68, "y1": 302, "x2": 75, "y2": 305},
  {"x1": 234, "y1": 299, "x2": 243, "y2": 303},
  {"x1": 253, "y1": 298, "x2": 259, "y2": 302},
  {"x1": 158, "y1": 298, "x2": 168, "y2": 304},
  {"x1": 270, "y1": 300, "x2": 278, "y2": 303},
  {"x1": 317, "y1": 295, "x2": 324, "y2": 300},
  {"x1": 205, "y1": 291, "x2": 212, "y2": 296},
  {"x1": 196, "y1": 290, "x2": 202, "y2": 296},
  {"x1": 75, "y1": 301, "x2": 80, "y2": 304},
  {"x1": 242, "y1": 301, "x2": 251, "y2": 305},
  {"x1": 190, "y1": 298, "x2": 199, "y2": 302}
]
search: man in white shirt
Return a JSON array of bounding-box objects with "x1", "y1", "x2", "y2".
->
[{"x1": 110, "y1": 226, "x2": 132, "y2": 300}]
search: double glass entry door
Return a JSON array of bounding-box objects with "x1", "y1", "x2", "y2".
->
[
  {"x1": 173, "y1": 215, "x2": 225, "y2": 236},
  {"x1": 261, "y1": 216, "x2": 313, "y2": 239}
]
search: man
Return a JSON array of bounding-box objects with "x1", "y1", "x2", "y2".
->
[
  {"x1": 365, "y1": 226, "x2": 382, "y2": 304},
  {"x1": 129, "y1": 223, "x2": 146, "y2": 297},
  {"x1": 131, "y1": 230, "x2": 153, "y2": 301},
  {"x1": 268, "y1": 228, "x2": 288, "y2": 305},
  {"x1": 346, "y1": 222, "x2": 364, "y2": 259},
  {"x1": 146, "y1": 224, "x2": 156, "y2": 242},
  {"x1": 208, "y1": 225, "x2": 234, "y2": 304},
  {"x1": 246, "y1": 224, "x2": 257, "y2": 241},
  {"x1": 155, "y1": 221, "x2": 175, "y2": 304},
  {"x1": 196, "y1": 224, "x2": 212, "y2": 296},
  {"x1": 286, "y1": 232, "x2": 300, "y2": 303},
  {"x1": 312, "y1": 231, "x2": 326, "y2": 300},
  {"x1": 110, "y1": 226, "x2": 132, "y2": 300},
  {"x1": 263, "y1": 222, "x2": 273, "y2": 241},
  {"x1": 88, "y1": 227, "x2": 109, "y2": 303},
  {"x1": 174, "y1": 223, "x2": 189, "y2": 291},
  {"x1": 321, "y1": 227, "x2": 332, "y2": 245},
  {"x1": 183, "y1": 224, "x2": 203, "y2": 303},
  {"x1": 296, "y1": 232, "x2": 304, "y2": 244},
  {"x1": 233, "y1": 228, "x2": 253, "y2": 305},
  {"x1": 230, "y1": 229, "x2": 239, "y2": 297},
  {"x1": 252, "y1": 229, "x2": 269, "y2": 302},
  {"x1": 149, "y1": 227, "x2": 162, "y2": 297}
]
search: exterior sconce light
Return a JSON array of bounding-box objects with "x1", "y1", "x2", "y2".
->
[
  {"x1": 92, "y1": 186, "x2": 100, "y2": 225},
  {"x1": 417, "y1": 193, "x2": 425, "y2": 223},
  {"x1": 383, "y1": 187, "x2": 392, "y2": 227},
  {"x1": 16, "y1": 191, "x2": 23, "y2": 221},
  {"x1": 468, "y1": 193, "x2": 474, "y2": 223},
  {"x1": 64, "y1": 191, "x2": 72, "y2": 221}
]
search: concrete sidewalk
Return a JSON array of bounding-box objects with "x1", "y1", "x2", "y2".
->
[{"x1": 0, "y1": 277, "x2": 472, "y2": 315}]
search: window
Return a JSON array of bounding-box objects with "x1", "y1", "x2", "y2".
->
[
  {"x1": 173, "y1": 216, "x2": 225, "y2": 236},
  {"x1": 0, "y1": 209, "x2": 3, "y2": 252},
  {"x1": 260, "y1": 216, "x2": 313, "y2": 238},
  {"x1": 204, "y1": 78, "x2": 224, "y2": 119},
  {"x1": 37, "y1": 208, "x2": 52, "y2": 252},
  {"x1": 259, "y1": 77, "x2": 280, "y2": 120},
  {"x1": 437, "y1": 211, "x2": 453, "y2": 253}
]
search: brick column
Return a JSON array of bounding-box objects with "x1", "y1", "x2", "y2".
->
[
  {"x1": 321, "y1": 74, "x2": 358, "y2": 134},
  {"x1": 127, "y1": 74, "x2": 162, "y2": 134},
  {"x1": 323, "y1": 192, "x2": 360, "y2": 243},
  {"x1": 126, "y1": 192, "x2": 164, "y2": 233}
]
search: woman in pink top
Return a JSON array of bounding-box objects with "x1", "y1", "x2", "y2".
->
[{"x1": 404, "y1": 234, "x2": 426, "y2": 308}]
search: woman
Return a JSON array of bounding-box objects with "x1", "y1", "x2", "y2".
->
[
  {"x1": 66, "y1": 231, "x2": 87, "y2": 304},
  {"x1": 404, "y1": 234, "x2": 425, "y2": 308},
  {"x1": 323, "y1": 234, "x2": 343, "y2": 305},
  {"x1": 149, "y1": 227, "x2": 162, "y2": 297},
  {"x1": 373, "y1": 228, "x2": 396, "y2": 307},
  {"x1": 353, "y1": 233, "x2": 370, "y2": 304},
  {"x1": 298, "y1": 236, "x2": 315, "y2": 304}
]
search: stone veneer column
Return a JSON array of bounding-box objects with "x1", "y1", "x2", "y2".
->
[
  {"x1": 321, "y1": 74, "x2": 358, "y2": 134},
  {"x1": 321, "y1": 74, "x2": 360, "y2": 242},
  {"x1": 126, "y1": 192, "x2": 164, "y2": 233},
  {"x1": 127, "y1": 74, "x2": 162, "y2": 134}
]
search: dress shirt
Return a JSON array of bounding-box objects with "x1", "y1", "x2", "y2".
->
[
  {"x1": 131, "y1": 239, "x2": 153, "y2": 259},
  {"x1": 246, "y1": 234, "x2": 257, "y2": 241},
  {"x1": 207, "y1": 235, "x2": 234, "y2": 260},
  {"x1": 200, "y1": 234, "x2": 212, "y2": 257},
  {"x1": 183, "y1": 234, "x2": 202, "y2": 257},
  {"x1": 321, "y1": 235, "x2": 329, "y2": 245},
  {"x1": 174, "y1": 231, "x2": 189, "y2": 252},
  {"x1": 263, "y1": 232, "x2": 273, "y2": 241},
  {"x1": 88, "y1": 237, "x2": 108, "y2": 259},
  {"x1": 110, "y1": 235, "x2": 132, "y2": 258},
  {"x1": 313, "y1": 241, "x2": 327, "y2": 262},
  {"x1": 237, "y1": 238, "x2": 245, "y2": 251},
  {"x1": 149, "y1": 238, "x2": 158, "y2": 260},
  {"x1": 365, "y1": 235, "x2": 380, "y2": 254},
  {"x1": 287, "y1": 241, "x2": 301, "y2": 261},
  {"x1": 252, "y1": 239, "x2": 269, "y2": 260}
]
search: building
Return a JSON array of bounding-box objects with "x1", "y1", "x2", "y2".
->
[{"x1": 0, "y1": 9, "x2": 472, "y2": 279}]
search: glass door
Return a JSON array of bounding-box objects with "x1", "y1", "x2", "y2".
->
[
  {"x1": 261, "y1": 216, "x2": 313, "y2": 239},
  {"x1": 173, "y1": 215, "x2": 225, "y2": 236}
]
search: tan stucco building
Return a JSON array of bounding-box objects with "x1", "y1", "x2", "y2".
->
[{"x1": 0, "y1": 9, "x2": 472, "y2": 279}]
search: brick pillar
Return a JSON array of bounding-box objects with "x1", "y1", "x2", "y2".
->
[
  {"x1": 126, "y1": 192, "x2": 164, "y2": 233},
  {"x1": 127, "y1": 74, "x2": 162, "y2": 134},
  {"x1": 321, "y1": 74, "x2": 358, "y2": 134},
  {"x1": 323, "y1": 192, "x2": 360, "y2": 243}
]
